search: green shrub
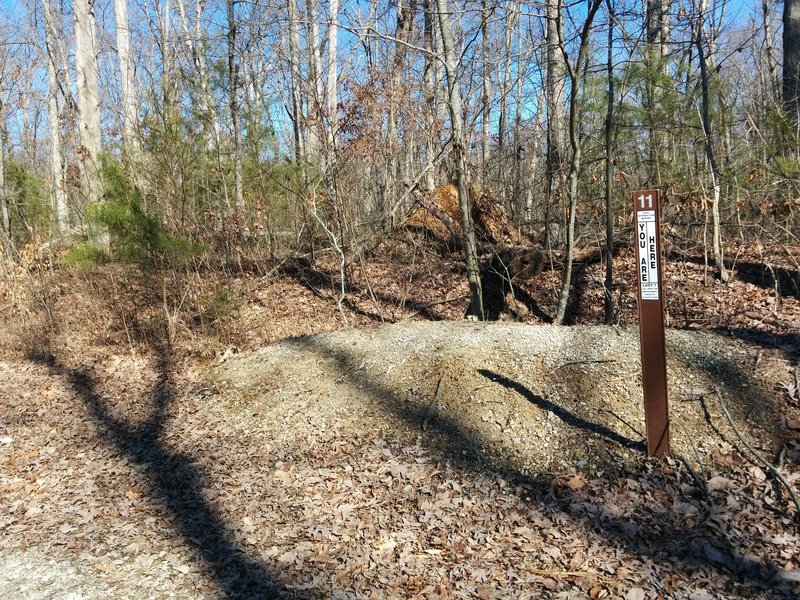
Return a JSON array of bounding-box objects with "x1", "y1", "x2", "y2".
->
[
  {"x1": 61, "y1": 243, "x2": 106, "y2": 268},
  {"x1": 79, "y1": 155, "x2": 202, "y2": 268},
  {"x1": 4, "y1": 160, "x2": 52, "y2": 243}
]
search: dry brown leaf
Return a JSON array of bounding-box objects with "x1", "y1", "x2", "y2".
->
[
  {"x1": 711, "y1": 448, "x2": 745, "y2": 467},
  {"x1": 554, "y1": 473, "x2": 587, "y2": 491}
]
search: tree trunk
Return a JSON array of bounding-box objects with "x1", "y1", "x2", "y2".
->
[
  {"x1": 554, "y1": 0, "x2": 604, "y2": 325},
  {"x1": 762, "y1": 0, "x2": 779, "y2": 99},
  {"x1": 175, "y1": 0, "x2": 221, "y2": 153},
  {"x1": 74, "y1": 0, "x2": 103, "y2": 209},
  {"x1": 156, "y1": 0, "x2": 177, "y2": 132},
  {"x1": 0, "y1": 77, "x2": 8, "y2": 250},
  {"x1": 387, "y1": 0, "x2": 417, "y2": 220},
  {"x1": 227, "y1": 0, "x2": 243, "y2": 214},
  {"x1": 513, "y1": 20, "x2": 526, "y2": 222},
  {"x1": 497, "y1": 4, "x2": 515, "y2": 152},
  {"x1": 480, "y1": 0, "x2": 491, "y2": 184},
  {"x1": 287, "y1": 0, "x2": 304, "y2": 162},
  {"x1": 785, "y1": 0, "x2": 800, "y2": 129},
  {"x1": 695, "y1": 0, "x2": 729, "y2": 283},
  {"x1": 434, "y1": 0, "x2": 484, "y2": 319},
  {"x1": 326, "y1": 0, "x2": 340, "y2": 152},
  {"x1": 545, "y1": 0, "x2": 565, "y2": 248},
  {"x1": 604, "y1": 1, "x2": 615, "y2": 324},
  {"x1": 114, "y1": 0, "x2": 139, "y2": 160},
  {"x1": 645, "y1": 0, "x2": 664, "y2": 183},
  {"x1": 305, "y1": 0, "x2": 324, "y2": 159},
  {"x1": 646, "y1": 0, "x2": 669, "y2": 59},
  {"x1": 43, "y1": 0, "x2": 69, "y2": 233},
  {"x1": 422, "y1": 0, "x2": 438, "y2": 194}
]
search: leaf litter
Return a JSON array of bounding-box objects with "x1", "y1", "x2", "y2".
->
[{"x1": 0, "y1": 247, "x2": 799, "y2": 599}]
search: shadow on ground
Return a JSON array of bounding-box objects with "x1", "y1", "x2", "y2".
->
[
  {"x1": 477, "y1": 369, "x2": 646, "y2": 451},
  {"x1": 28, "y1": 340, "x2": 310, "y2": 600},
  {"x1": 665, "y1": 252, "x2": 800, "y2": 298},
  {"x1": 296, "y1": 332, "x2": 794, "y2": 597},
  {"x1": 717, "y1": 327, "x2": 800, "y2": 362}
]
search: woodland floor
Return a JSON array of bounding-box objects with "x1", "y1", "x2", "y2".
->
[{"x1": 1, "y1": 238, "x2": 800, "y2": 599}]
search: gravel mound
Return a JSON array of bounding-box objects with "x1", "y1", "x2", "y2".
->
[{"x1": 213, "y1": 322, "x2": 787, "y2": 476}]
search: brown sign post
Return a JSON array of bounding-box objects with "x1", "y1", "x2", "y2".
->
[{"x1": 633, "y1": 190, "x2": 670, "y2": 457}]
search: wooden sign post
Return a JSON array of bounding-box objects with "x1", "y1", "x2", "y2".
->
[{"x1": 633, "y1": 190, "x2": 670, "y2": 457}]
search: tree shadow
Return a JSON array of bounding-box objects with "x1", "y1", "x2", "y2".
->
[
  {"x1": 294, "y1": 334, "x2": 795, "y2": 596},
  {"x1": 477, "y1": 369, "x2": 646, "y2": 451},
  {"x1": 665, "y1": 252, "x2": 800, "y2": 298},
  {"x1": 715, "y1": 327, "x2": 800, "y2": 362},
  {"x1": 280, "y1": 257, "x2": 453, "y2": 322},
  {"x1": 478, "y1": 263, "x2": 553, "y2": 322},
  {"x1": 733, "y1": 261, "x2": 799, "y2": 297},
  {"x1": 562, "y1": 261, "x2": 590, "y2": 325},
  {"x1": 27, "y1": 342, "x2": 309, "y2": 600}
]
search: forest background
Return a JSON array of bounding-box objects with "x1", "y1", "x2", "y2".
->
[
  {"x1": 2, "y1": 3, "x2": 800, "y2": 596},
  {"x1": 0, "y1": 0, "x2": 798, "y2": 326}
]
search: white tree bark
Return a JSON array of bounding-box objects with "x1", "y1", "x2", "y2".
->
[
  {"x1": 175, "y1": 0, "x2": 220, "y2": 151},
  {"x1": 326, "y1": 0, "x2": 339, "y2": 150},
  {"x1": 113, "y1": 0, "x2": 140, "y2": 160},
  {"x1": 43, "y1": 0, "x2": 69, "y2": 232},
  {"x1": 287, "y1": 0, "x2": 304, "y2": 161},
  {"x1": 305, "y1": 0, "x2": 324, "y2": 158},
  {"x1": 74, "y1": 0, "x2": 103, "y2": 207},
  {"x1": 0, "y1": 77, "x2": 8, "y2": 247}
]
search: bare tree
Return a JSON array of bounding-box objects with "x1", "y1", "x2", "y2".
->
[
  {"x1": 175, "y1": 0, "x2": 220, "y2": 152},
  {"x1": 496, "y1": 3, "x2": 516, "y2": 153},
  {"x1": 480, "y1": 0, "x2": 491, "y2": 184},
  {"x1": 645, "y1": 0, "x2": 669, "y2": 182},
  {"x1": 327, "y1": 0, "x2": 340, "y2": 151},
  {"x1": 785, "y1": 0, "x2": 800, "y2": 130},
  {"x1": 435, "y1": 0, "x2": 483, "y2": 319},
  {"x1": 545, "y1": 0, "x2": 565, "y2": 248},
  {"x1": 387, "y1": 0, "x2": 417, "y2": 213},
  {"x1": 286, "y1": 0, "x2": 304, "y2": 162},
  {"x1": 42, "y1": 0, "x2": 69, "y2": 232},
  {"x1": 73, "y1": 0, "x2": 103, "y2": 210},
  {"x1": 762, "y1": 0, "x2": 779, "y2": 100},
  {"x1": 113, "y1": 0, "x2": 140, "y2": 165},
  {"x1": 604, "y1": 0, "x2": 615, "y2": 324},
  {"x1": 554, "y1": 0, "x2": 604, "y2": 324},
  {"x1": 694, "y1": 0, "x2": 729, "y2": 282},
  {"x1": 305, "y1": 0, "x2": 324, "y2": 158},
  {"x1": 0, "y1": 72, "x2": 8, "y2": 249},
  {"x1": 227, "y1": 0, "x2": 243, "y2": 214},
  {"x1": 421, "y1": 0, "x2": 441, "y2": 194}
]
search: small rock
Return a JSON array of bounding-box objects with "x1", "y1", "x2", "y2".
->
[
  {"x1": 625, "y1": 588, "x2": 646, "y2": 600},
  {"x1": 707, "y1": 476, "x2": 732, "y2": 491}
]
